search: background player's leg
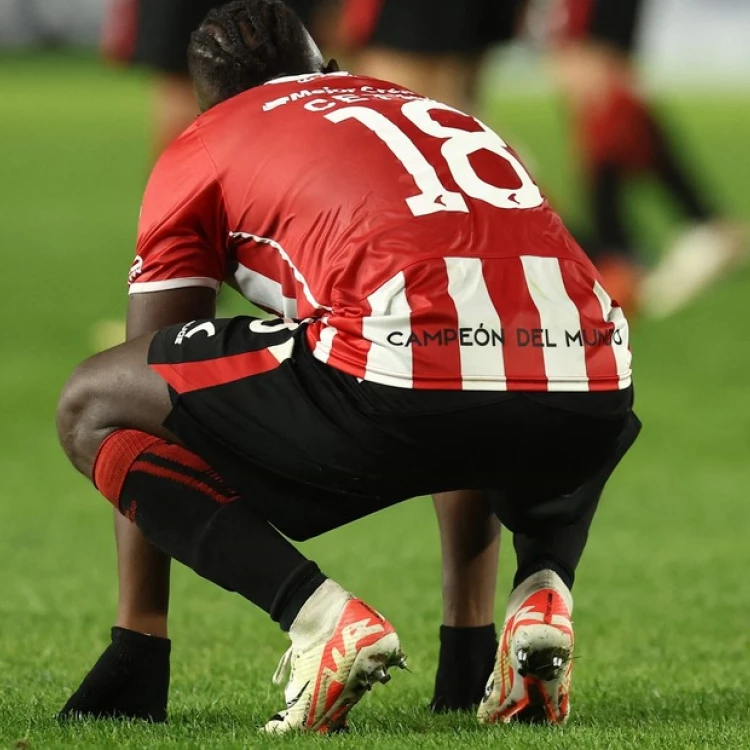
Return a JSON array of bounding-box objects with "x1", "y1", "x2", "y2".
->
[
  {"x1": 150, "y1": 73, "x2": 200, "y2": 162},
  {"x1": 340, "y1": 0, "x2": 485, "y2": 113},
  {"x1": 354, "y1": 48, "x2": 481, "y2": 112},
  {"x1": 550, "y1": 0, "x2": 744, "y2": 316},
  {"x1": 430, "y1": 490, "x2": 499, "y2": 712}
]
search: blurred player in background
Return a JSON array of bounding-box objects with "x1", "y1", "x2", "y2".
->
[
  {"x1": 543, "y1": 0, "x2": 745, "y2": 316},
  {"x1": 102, "y1": 0, "x2": 326, "y2": 158},
  {"x1": 338, "y1": 0, "x2": 526, "y2": 113}
]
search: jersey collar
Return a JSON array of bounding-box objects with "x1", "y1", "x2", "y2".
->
[{"x1": 264, "y1": 71, "x2": 351, "y2": 86}]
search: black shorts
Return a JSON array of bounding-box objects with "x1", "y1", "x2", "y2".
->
[
  {"x1": 344, "y1": 0, "x2": 524, "y2": 55},
  {"x1": 558, "y1": 0, "x2": 643, "y2": 53},
  {"x1": 149, "y1": 316, "x2": 641, "y2": 540},
  {"x1": 103, "y1": 0, "x2": 321, "y2": 75}
]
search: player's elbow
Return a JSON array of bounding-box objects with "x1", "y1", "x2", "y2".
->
[{"x1": 57, "y1": 358, "x2": 112, "y2": 479}]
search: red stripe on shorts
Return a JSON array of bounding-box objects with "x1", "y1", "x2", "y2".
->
[{"x1": 151, "y1": 348, "x2": 284, "y2": 394}]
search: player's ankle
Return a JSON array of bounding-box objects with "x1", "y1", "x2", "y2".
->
[
  {"x1": 271, "y1": 561, "x2": 329, "y2": 632},
  {"x1": 287, "y1": 579, "x2": 351, "y2": 649},
  {"x1": 508, "y1": 569, "x2": 573, "y2": 616},
  {"x1": 115, "y1": 612, "x2": 169, "y2": 639}
]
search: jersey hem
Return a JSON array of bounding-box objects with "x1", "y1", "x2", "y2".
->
[{"x1": 311, "y1": 346, "x2": 632, "y2": 392}]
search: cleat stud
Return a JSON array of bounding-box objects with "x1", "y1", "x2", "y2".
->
[{"x1": 371, "y1": 667, "x2": 388, "y2": 684}]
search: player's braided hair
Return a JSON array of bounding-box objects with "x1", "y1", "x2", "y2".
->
[{"x1": 188, "y1": 0, "x2": 324, "y2": 108}]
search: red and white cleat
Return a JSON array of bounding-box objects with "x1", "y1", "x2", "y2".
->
[
  {"x1": 264, "y1": 580, "x2": 406, "y2": 734},
  {"x1": 477, "y1": 570, "x2": 574, "y2": 726},
  {"x1": 640, "y1": 221, "x2": 748, "y2": 319}
]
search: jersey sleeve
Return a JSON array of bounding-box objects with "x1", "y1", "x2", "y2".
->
[{"x1": 128, "y1": 128, "x2": 227, "y2": 295}]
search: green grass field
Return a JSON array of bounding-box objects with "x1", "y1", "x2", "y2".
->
[{"x1": 1, "y1": 54, "x2": 750, "y2": 749}]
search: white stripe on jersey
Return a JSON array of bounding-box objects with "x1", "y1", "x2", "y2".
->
[
  {"x1": 128, "y1": 277, "x2": 221, "y2": 295},
  {"x1": 444, "y1": 257, "x2": 506, "y2": 390},
  {"x1": 362, "y1": 271, "x2": 413, "y2": 387},
  {"x1": 592, "y1": 280, "x2": 632, "y2": 389},
  {"x1": 228, "y1": 231, "x2": 331, "y2": 312},
  {"x1": 233, "y1": 262, "x2": 298, "y2": 317},
  {"x1": 520, "y1": 256, "x2": 589, "y2": 392},
  {"x1": 312, "y1": 316, "x2": 337, "y2": 364}
]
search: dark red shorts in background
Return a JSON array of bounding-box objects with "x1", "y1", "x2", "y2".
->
[
  {"x1": 556, "y1": 0, "x2": 643, "y2": 53},
  {"x1": 101, "y1": 0, "x2": 321, "y2": 75}
]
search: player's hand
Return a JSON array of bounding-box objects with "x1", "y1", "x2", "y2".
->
[{"x1": 58, "y1": 627, "x2": 171, "y2": 722}]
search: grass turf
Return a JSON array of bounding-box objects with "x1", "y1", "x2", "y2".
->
[{"x1": 1, "y1": 53, "x2": 749, "y2": 749}]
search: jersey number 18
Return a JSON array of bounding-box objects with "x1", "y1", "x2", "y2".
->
[{"x1": 326, "y1": 100, "x2": 543, "y2": 217}]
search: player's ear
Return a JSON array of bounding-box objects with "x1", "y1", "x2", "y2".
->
[{"x1": 323, "y1": 58, "x2": 340, "y2": 73}]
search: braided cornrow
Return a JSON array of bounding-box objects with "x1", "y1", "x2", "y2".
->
[{"x1": 188, "y1": 0, "x2": 325, "y2": 110}]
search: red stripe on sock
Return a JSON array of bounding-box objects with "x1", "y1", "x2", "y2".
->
[
  {"x1": 148, "y1": 441, "x2": 212, "y2": 473},
  {"x1": 93, "y1": 430, "x2": 161, "y2": 507},
  {"x1": 150, "y1": 348, "x2": 284, "y2": 394},
  {"x1": 145, "y1": 442, "x2": 239, "y2": 498},
  {"x1": 131, "y1": 460, "x2": 238, "y2": 505}
]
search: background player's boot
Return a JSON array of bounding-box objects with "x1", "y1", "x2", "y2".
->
[
  {"x1": 595, "y1": 254, "x2": 642, "y2": 317},
  {"x1": 477, "y1": 570, "x2": 573, "y2": 726},
  {"x1": 640, "y1": 221, "x2": 748, "y2": 318},
  {"x1": 264, "y1": 580, "x2": 406, "y2": 734}
]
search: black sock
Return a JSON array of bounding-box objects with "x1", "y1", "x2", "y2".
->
[
  {"x1": 591, "y1": 162, "x2": 633, "y2": 258},
  {"x1": 112, "y1": 437, "x2": 314, "y2": 615},
  {"x1": 430, "y1": 624, "x2": 497, "y2": 712},
  {"x1": 647, "y1": 114, "x2": 715, "y2": 221},
  {"x1": 512, "y1": 557, "x2": 574, "y2": 591},
  {"x1": 512, "y1": 473, "x2": 606, "y2": 592},
  {"x1": 271, "y1": 563, "x2": 328, "y2": 631},
  {"x1": 59, "y1": 627, "x2": 171, "y2": 722}
]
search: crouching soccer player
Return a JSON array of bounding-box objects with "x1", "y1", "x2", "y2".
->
[{"x1": 56, "y1": 0, "x2": 640, "y2": 732}]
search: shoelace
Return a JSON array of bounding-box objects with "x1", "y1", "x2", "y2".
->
[{"x1": 272, "y1": 646, "x2": 294, "y2": 686}]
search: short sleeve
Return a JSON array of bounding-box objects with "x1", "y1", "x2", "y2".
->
[{"x1": 128, "y1": 129, "x2": 227, "y2": 295}]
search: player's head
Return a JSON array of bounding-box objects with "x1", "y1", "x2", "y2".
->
[{"x1": 188, "y1": 0, "x2": 335, "y2": 112}]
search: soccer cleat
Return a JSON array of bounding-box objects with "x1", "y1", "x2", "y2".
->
[
  {"x1": 640, "y1": 222, "x2": 748, "y2": 318},
  {"x1": 264, "y1": 580, "x2": 406, "y2": 734},
  {"x1": 477, "y1": 570, "x2": 573, "y2": 726}
]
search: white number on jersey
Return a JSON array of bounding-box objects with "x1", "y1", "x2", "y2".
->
[{"x1": 325, "y1": 101, "x2": 543, "y2": 217}]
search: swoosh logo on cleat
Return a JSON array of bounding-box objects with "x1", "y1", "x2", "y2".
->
[
  {"x1": 286, "y1": 681, "x2": 310, "y2": 709},
  {"x1": 483, "y1": 679, "x2": 494, "y2": 701}
]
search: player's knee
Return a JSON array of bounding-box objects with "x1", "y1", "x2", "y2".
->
[{"x1": 57, "y1": 356, "x2": 117, "y2": 477}]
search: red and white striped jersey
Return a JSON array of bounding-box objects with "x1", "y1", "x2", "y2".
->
[{"x1": 130, "y1": 72, "x2": 631, "y2": 391}]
